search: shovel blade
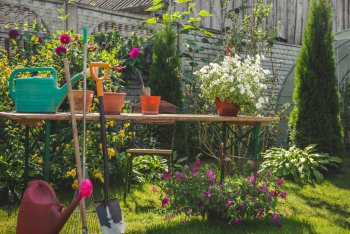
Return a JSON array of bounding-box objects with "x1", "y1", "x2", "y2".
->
[{"x1": 95, "y1": 199, "x2": 126, "y2": 234}]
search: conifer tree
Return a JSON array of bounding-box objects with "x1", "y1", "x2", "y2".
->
[{"x1": 289, "y1": 0, "x2": 344, "y2": 156}]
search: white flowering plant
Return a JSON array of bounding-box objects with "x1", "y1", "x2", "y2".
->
[{"x1": 195, "y1": 55, "x2": 270, "y2": 114}]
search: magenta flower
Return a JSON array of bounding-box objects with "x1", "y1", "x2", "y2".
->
[
  {"x1": 113, "y1": 64, "x2": 125, "y2": 73},
  {"x1": 257, "y1": 209, "x2": 264, "y2": 216},
  {"x1": 267, "y1": 171, "x2": 271, "y2": 177},
  {"x1": 270, "y1": 190, "x2": 278, "y2": 197},
  {"x1": 253, "y1": 161, "x2": 257, "y2": 168},
  {"x1": 258, "y1": 184, "x2": 268, "y2": 193},
  {"x1": 194, "y1": 161, "x2": 202, "y2": 168},
  {"x1": 186, "y1": 209, "x2": 192, "y2": 215},
  {"x1": 238, "y1": 204, "x2": 244, "y2": 211},
  {"x1": 59, "y1": 33, "x2": 71, "y2": 44},
  {"x1": 55, "y1": 46, "x2": 67, "y2": 56},
  {"x1": 272, "y1": 213, "x2": 280, "y2": 223},
  {"x1": 191, "y1": 168, "x2": 198, "y2": 174},
  {"x1": 277, "y1": 179, "x2": 283, "y2": 185},
  {"x1": 254, "y1": 172, "x2": 260, "y2": 179},
  {"x1": 227, "y1": 198, "x2": 232, "y2": 206},
  {"x1": 151, "y1": 186, "x2": 157, "y2": 193},
  {"x1": 280, "y1": 192, "x2": 287, "y2": 199},
  {"x1": 9, "y1": 29, "x2": 19, "y2": 39},
  {"x1": 206, "y1": 169, "x2": 216, "y2": 183},
  {"x1": 88, "y1": 43, "x2": 97, "y2": 52},
  {"x1": 247, "y1": 176, "x2": 255, "y2": 186},
  {"x1": 161, "y1": 197, "x2": 170, "y2": 207},
  {"x1": 234, "y1": 218, "x2": 240, "y2": 224},
  {"x1": 38, "y1": 37, "x2": 43, "y2": 44},
  {"x1": 162, "y1": 173, "x2": 170, "y2": 179},
  {"x1": 129, "y1": 47, "x2": 140, "y2": 59},
  {"x1": 203, "y1": 191, "x2": 211, "y2": 199}
]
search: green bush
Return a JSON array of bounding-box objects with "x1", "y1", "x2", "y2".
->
[
  {"x1": 260, "y1": 145, "x2": 342, "y2": 184},
  {"x1": 289, "y1": 0, "x2": 344, "y2": 156}
]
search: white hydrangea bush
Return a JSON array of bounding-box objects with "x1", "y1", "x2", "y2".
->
[{"x1": 195, "y1": 54, "x2": 270, "y2": 114}]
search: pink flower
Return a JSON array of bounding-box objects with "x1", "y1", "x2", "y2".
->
[
  {"x1": 267, "y1": 197, "x2": 273, "y2": 203},
  {"x1": 194, "y1": 161, "x2": 202, "y2": 168},
  {"x1": 191, "y1": 168, "x2": 198, "y2": 174},
  {"x1": 227, "y1": 198, "x2": 232, "y2": 206},
  {"x1": 9, "y1": 29, "x2": 19, "y2": 39},
  {"x1": 280, "y1": 192, "x2": 287, "y2": 199},
  {"x1": 161, "y1": 197, "x2": 170, "y2": 207},
  {"x1": 129, "y1": 47, "x2": 140, "y2": 59},
  {"x1": 88, "y1": 43, "x2": 97, "y2": 52},
  {"x1": 258, "y1": 184, "x2": 268, "y2": 193},
  {"x1": 247, "y1": 176, "x2": 255, "y2": 186},
  {"x1": 203, "y1": 191, "x2": 211, "y2": 199},
  {"x1": 186, "y1": 209, "x2": 192, "y2": 215},
  {"x1": 272, "y1": 213, "x2": 280, "y2": 223},
  {"x1": 277, "y1": 179, "x2": 283, "y2": 185},
  {"x1": 55, "y1": 46, "x2": 67, "y2": 56},
  {"x1": 59, "y1": 33, "x2": 71, "y2": 44},
  {"x1": 270, "y1": 190, "x2": 278, "y2": 197},
  {"x1": 162, "y1": 173, "x2": 170, "y2": 179},
  {"x1": 254, "y1": 172, "x2": 260, "y2": 179},
  {"x1": 257, "y1": 209, "x2": 264, "y2": 216},
  {"x1": 253, "y1": 161, "x2": 257, "y2": 168},
  {"x1": 234, "y1": 218, "x2": 240, "y2": 224},
  {"x1": 206, "y1": 169, "x2": 216, "y2": 183},
  {"x1": 152, "y1": 186, "x2": 157, "y2": 193}
]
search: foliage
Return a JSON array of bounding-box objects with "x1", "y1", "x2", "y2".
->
[
  {"x1": 260, "y1": 145, "x2": 342, "y2": 184},
  {"x1": 289, "y1": 0, "x2": 344, "y2": 157},
  {"x1": 195, "y1": 54, "x2": 269, "y2": 114},
  {"x1": 157, "y1": 161, "x2": 285, "y2": 227},
  {"x1": 131, "y1": 155, "x2": 168, "y2": 184}
]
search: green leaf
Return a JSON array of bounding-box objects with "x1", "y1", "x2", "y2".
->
[
  {"x1": 199, "y1": 10, "x2": 212, "y2": 17},
  {"x1": 202, "y1": 38, "x2": 210, "y2": 43},
  {"x1": 201, "y1": 29, "x2": 215, "y2": 37},
  {"x1": 145, "y1": 3, "x2": 163, "y2": 12},
  {"x1": 312, "y1": 169, "x2": 323, "y2": 181},
  {"x1": 144, "y1": 17, "x2": 158, "y2": 24},
  {"x1": 189, "y1": 17, "x2": 201, "y2": 23},
  {"x1": 163, "y1": 13, "x2": 171, "y2": 22},
  {"x1": 182, "y1": 11, "x2": 192, "y2": 15},
  {"x1": 183, "y1": 24, "x2": 199, "y2": 30},
  {"x1": 175, "y1": 0, "x2": 192, "y2": 3},
  {"x1": 153, "y1": 0, "x2": 162, "y2": 5}
]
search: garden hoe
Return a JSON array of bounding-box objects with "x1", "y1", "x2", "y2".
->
[{"x1": 90, "y1": 62, "x2": 126, "y2": 234}]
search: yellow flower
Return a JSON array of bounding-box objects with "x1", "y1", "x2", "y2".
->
[
  {"x1": 107, "y1": 148, "x2": 115, "y2": 158},
  {"x1": 133, "y1": 132, "x2": 136, "y2": 137},
  {"x1": 100, "y1": 177, "x2": 104, "y2": 183},
  {"x1": 31, "y1": 56, "x2": 36, "y2": 62},
  {"x1": 123, "y1": 123, "x2": 130, "y2": 128},
  {"x1": 119, "y1": 130, "x2": 125, "y2": 138},
  {"x1": 37, "y1": 159, "x2": 43, "y2": 164},
  {"x1": 70, "y1": 169, "x2": 76, "y2": 177},
  {"x1": 1, "y1": 77, "x2": 6, "y2": 82},
  {"x1": 65, "y1": 144, "x2": 70, "y2": 149},
  {"x1": 128, "y1": 132, "x2": 133, "y2": 136},
  {"x1": 99, "y1": 143, "x2": 102, "y2": 150},
  {"x1": 97, "y1": 123, "x2": 101, "y2": 128},
  {"x1": 66, "y1": 171, "x2": 72, "y2": 177},
  {"x1": 108, "y1": 121, "x2": 115, "y2": 127},
  {"x1": 5, "y1": 68, "x2": 11, "y2": 75},
  {"x1": 23, "y1": 59, "x2": 28, "y2": 66},
  {"x1": 47, "y1": 51, "x2": 52, "y2": 57},
  {"x1": 72, "y1": 179, "x2": 79, "y2": 189}
]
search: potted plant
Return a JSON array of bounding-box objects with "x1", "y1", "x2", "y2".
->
[
  {"x1": 72, "y1": 80, "x2": 94, "y2": 113},
  {"x1": 136, "y1": 69, "x2": 160, "y2": 115},
  {"x1": 195, "y1": 55, "x2": 270, "y2": 116},
  {"x1": 156, "y1": 161, "x2": 286, "y2": 227}
]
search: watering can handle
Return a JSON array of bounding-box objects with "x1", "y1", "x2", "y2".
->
[
  {"x1": 89, "y1": 62, "x2": 109, "y2": 97},
  {"x1": 9, "y1": 67, "x2": 57, "y2": 100}
]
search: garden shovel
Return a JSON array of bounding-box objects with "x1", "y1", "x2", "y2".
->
[{"x1": 90, "y1": 62, "x2": 126, "y2": 234}]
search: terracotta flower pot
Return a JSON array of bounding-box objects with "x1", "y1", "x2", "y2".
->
[
  {"x1": 103, "y1": 92, "x2": 126, "y2": 115},
  {"x1": 141, "y1": 96, "x2": 161, "y2": 115},
  {"x1": 215, "y1": 98, "x2": 240, "y2": 116},
  {"x1": 72, "y1": 90, "x2": 94, "y2": 113}
]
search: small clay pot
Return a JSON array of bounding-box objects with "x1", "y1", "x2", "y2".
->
[
  {"x1": 73, "y1": 90, "x2": 94, "y2": 113},
  {"x1": 215, "y1": 98, "x2": 240, "y2": 116},
  {"x1": 103, "y1": 92, "x2": 126, "y2": 115},
  {"x1": 141, "y1": 96, "x2": 161, "y2": 115}
]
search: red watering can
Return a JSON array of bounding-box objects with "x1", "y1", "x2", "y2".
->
[{"x1": 16, "y1": 179, "x2": 93, "y2": 234}]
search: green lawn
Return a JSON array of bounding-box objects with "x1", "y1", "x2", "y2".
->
[{"x1": 1, "y1": 157, "x2": 350, "y2": 234}]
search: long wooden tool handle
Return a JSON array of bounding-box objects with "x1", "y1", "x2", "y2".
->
[{"x1": 63, "y1": 58, "x2": 88, "y2": 231}]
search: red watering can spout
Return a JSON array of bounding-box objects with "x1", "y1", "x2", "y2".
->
[{"x1": 17, "y1": 179, "x2": 93, "y2": 234}]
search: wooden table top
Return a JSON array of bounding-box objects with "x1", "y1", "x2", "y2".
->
[{"x1": 0, "y1": 112, "x2": 279, "y2": 126}]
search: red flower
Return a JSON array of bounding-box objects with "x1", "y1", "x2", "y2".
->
[
  {"x1": 59, "y1": 34, "x2": 71, "y2": 45},
  {"x1": 9, "y1": 29, "x2": 19, "y2": 39},
  {"x1": 55, "y1": 46, "x2": 67, "y2": 56},
  {"x1": 129, "y1": 47, "x2": 140, "y2": 59},
  {"x1": 113, "y1": 64, "x2": 125, "y2": 73},
  {"x1": 88, "y1": 43, "x2": 97, "y2": 52}
]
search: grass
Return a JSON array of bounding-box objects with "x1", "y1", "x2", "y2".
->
[{"x1": 1, "y1": 157, "x2": 350, "y2": 234}]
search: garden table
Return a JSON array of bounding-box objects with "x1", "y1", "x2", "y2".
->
[{"x1": 0, "y1": 112, "x2": 278, "y2": 183}]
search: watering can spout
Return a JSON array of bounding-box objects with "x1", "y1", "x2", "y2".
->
[{"x1": 55, "y1": 72, "x2": 82, "y2": 108}]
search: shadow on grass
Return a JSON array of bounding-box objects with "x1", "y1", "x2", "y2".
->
[{"x1": 145, "y1": 217, "x2": 315, "y2": 234}]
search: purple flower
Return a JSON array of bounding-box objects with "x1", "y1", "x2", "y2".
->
[
  {"x1": 151, "y1": 186, "x2": 157, "y2": 193},
  {"x1": 227, "y1": 198, "x2": 232, "y2": 206},
  {"x1": 270, "y1": 190, "x2": 278, "y2": 197},
  {"x1": 191, "y1": 168, "x2": 198, "y2": 174},
  {"x1": 162, "y1": 173, "x2": 170, "y2": 179},
  {"x1": 277, "y1": 179, "x2": 283, "y2": 185},
  {"x1": 206, "y1": 169, "x2": 216, "y2": 183},
  {"x1": 9, "y1": 29, "x2": 19, "y2": 39},
  {"x1": 280, "y1": 192, "x2": 287, "y2": 199},
  {"x1": 272, "y1": 213, "x2": 280, "y2": 223},
  {"x1": 234, "y1": 218, "x2": 240, "y2": 224},
  {"x1": 267, "y1": 197, "x2": 273, "y2": 203},
  {"x1": 59, "y1": 33, "x2": 71, "y2": 44},
  {"x1": 186, "y1": 209, "x2": 192, "y2": 215},
  {"x1": 38, "y1": 37, "x2": 43, "y2": 44},
  {"x1": 161, "y1": 197, "x2": 170, "y2": 207},
  {"x1": 254, "y1": 172, "x2": 260, "y2": 179},
  {"x1": 203, "y1": 191, "x2": 211, "y2": 199},
  {"x1": 55, "y1": 46, "x2": 67, "y2": 56},
  {"x1": 253, "y1": 161, "x2": 257, "y2": 168},
  {"x1": 129, "y1": 47, "x2": 140, "y2": 59},
  {"x1": 257, "y1": 209, "x2": 264, "y2": 216},
  {"x1": 174, "y1": 171, "x2": 182, "y2": 180},
  {"x1": 258, "y1": 184, "x2": 268, "y2": 193},
  {"x1": 238, "y1": 204, "x2": 244, "y2": 211}
]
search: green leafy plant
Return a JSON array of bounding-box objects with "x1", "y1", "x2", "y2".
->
[
  {"x1": 157, "y1": 161, "x2": 285, "y2": 227},
  {"x1": 289, "y1": 0, "x2": 344, "y2": 157},
  {"x1": 260, "y1": 145, "x2": 342, "y2": 184}
]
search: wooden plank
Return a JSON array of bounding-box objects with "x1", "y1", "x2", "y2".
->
[
  {"x1": 0, "y1": 112, "x2": 279, "y2": 124},
  {"x1": 294, "y1": 0, "x2": 303, "y2": 44},
  {"x1": 126, "y1": 149, "x2": 172, "y2": 155},
  {"x1": 287, "y1": 0, "x2": 296, "y2": 43}
]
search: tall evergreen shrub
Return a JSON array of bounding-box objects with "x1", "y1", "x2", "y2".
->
[{"x1": 289, "y1": 0, "x2": 344, "y2": 156}]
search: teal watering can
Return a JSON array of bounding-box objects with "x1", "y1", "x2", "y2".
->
[{"x1": 9, "y1": 67, "x2": 82, "y2": 113}]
